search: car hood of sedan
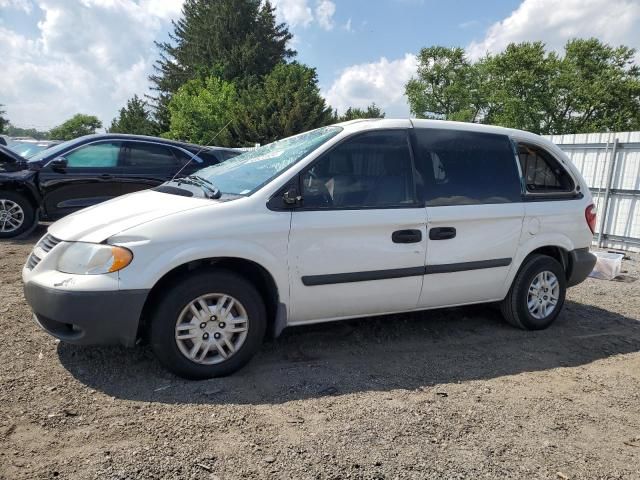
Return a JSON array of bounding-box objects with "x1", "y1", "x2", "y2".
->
[{"x1": 48, "y1": 190, "x2": 218, "y2": 243}]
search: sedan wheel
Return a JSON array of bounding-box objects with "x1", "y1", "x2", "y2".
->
[{"x1": 0, "y1": 198, "x2": 25, "y2": 233}]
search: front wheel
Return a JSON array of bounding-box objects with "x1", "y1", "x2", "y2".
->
[
  {"x1": 150, "y1": 270, "x2": 267, "y2": 379},
  {"x1": 0, "y1": 192, "x2": 36, "y2": 239},
  {"x1": 500, "y1": 254, "x2": 567, "y2": 330}
]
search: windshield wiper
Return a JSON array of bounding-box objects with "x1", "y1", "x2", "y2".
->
[{"x1": 173, "y1": 175, "x2": 222, "y2": 199}]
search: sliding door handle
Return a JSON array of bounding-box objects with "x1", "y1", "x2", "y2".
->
[
  {"x1": 392, "y1": 229, "x2": 423, "y2": 244},
  {"x1": 429, "y1": 227, "x2": 456, "y2": 240}
]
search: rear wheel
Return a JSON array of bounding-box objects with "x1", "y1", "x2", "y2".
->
[
  {"x1": 500, "y1": 254, "x2": 566, "y2": 330},
  {"x1": 150, "y1": 270, "x2": 266, "y2": 379},
  {"x1": 0, "y1": 191, "x2": 35, "y2": 239}
]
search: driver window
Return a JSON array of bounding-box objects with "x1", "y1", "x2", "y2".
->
[
  {"x1": 65, "y1": 142, "x2": 121, "y2": 168},
  {"x1": 301, "y1": 131, "x2": 415, "y2": 209}
]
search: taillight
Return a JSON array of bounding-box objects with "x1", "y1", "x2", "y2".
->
[{"x1": 585, "y1": 204, "x2": 597, "y2": 235}]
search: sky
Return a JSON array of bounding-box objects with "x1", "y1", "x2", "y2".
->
[{"x1": 1, "y1": 0, "x2": 639, "y2": 130}]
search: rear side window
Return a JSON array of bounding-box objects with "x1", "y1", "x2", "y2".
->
[
  {"x1": 518, "y1": 143, "x2": 574, "y2": 193},
  {"x1": 197, "y1": 150, "x2": 223, "y2": 166},
  {"x1": 413, "y1": 129, "x2": 521, "y2": 206},
  {"x1": 120, "y1": 143, "x2": 180, "y2": 168}
]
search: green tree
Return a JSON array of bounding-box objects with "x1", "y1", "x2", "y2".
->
[
  {"x1": 232, "y1": 62, "x2": 334, "y2": 145},
  {"x1": 406, "y1": 39, "x2": 640, "y2": 134},
  {"x1": 108, "y1": 95, "x2": 159, "y2": 136},
  {"x1": 406, "y1": 46, "x2": 484, "y2": 122},
  {"x1": 49, "y1": 114, "x2": 102, "y2": 140},
  {"x1": 0, "y1": 105, "x2": 8, "y2": 134},
  {"x1": 150, "y1": 0, "x2": 295, "y2": 131},
  {"x1": 165, "y1": 76, "x2": 237, "y2": 146},
  {"x1": 336, "y1": 103, "x2": 386, "y2": 122}
]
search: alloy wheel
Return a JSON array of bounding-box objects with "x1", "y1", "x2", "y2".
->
[{"x1": 0, "y1": 199, "x2": 25, "y2": 233}]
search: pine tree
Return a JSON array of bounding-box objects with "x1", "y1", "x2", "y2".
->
[
  {"x1": 232, "y1": 63, "x2": 334, "y2": 145},
  {"x1": 149, "y1": 0, "x2": 295, "y2": 131},
  {"x1": 108, "y1": 95, "x2": 158, "y2": 136}
]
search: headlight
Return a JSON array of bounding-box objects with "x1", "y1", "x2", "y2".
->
[{"x1": 57, "y1": 242, "x2": 133, "y2": 275}]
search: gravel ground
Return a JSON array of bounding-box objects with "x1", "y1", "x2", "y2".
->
[{"x1": 1, "y1": 225, "x2": 639, "y2": 480}]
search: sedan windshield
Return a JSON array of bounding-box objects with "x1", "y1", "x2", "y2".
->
[
  {"x1": 11, "y1": 142, "x2": 50, "y2": 158},
  {"x1": 193, "y1": 126, "x2": 342, "y2": 195},
  {"x1": 27, "y1": 139, "x2": 77, "y2": 163}
]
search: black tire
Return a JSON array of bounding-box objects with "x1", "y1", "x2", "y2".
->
[
  {"x1": 0, "y1": 191, "x2": 36, "y2": 239},
  {"x1": 500, "y1": 254, "x2": 567, "y2": 330},
  {"x1": 150, "y1": 269, "x2": 267, "y2": 380}
]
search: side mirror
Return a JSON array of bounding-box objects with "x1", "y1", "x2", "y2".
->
[
  {"x1": 50, "y1": 156, "x2": 68, "y2": 172},
  {"x1": 283, "y1": 188, "x2": 301, "y2": 205}
]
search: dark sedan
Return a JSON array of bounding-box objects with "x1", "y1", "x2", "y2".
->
[{"x1": 0, "y1": 134, "x2": 240, "y2": 238}]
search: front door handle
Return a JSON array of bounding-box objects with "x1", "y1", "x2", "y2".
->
[
  {"x1": 429, "y1": 227, "x2": 456, "y2": 240},
  {"x1": 392, "y1": 229, "x2": 423, "y2": 244},
  {"x1": 99, "y1": 174, "x2": 113, "y2": 180}
]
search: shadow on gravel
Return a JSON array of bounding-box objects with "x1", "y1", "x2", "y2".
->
[{"x1": 58, "y1": 301, "x2": 640, "y2": 405}]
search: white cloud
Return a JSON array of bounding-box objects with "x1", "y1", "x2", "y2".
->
[
  {"x1": 0, "y1": 0, "x2": 32, "y2": 13},
  {"x1": 270, "y1": 0, "x2": 313, "y2": 28},
  {"x1": 0, "y1": 0, "x2": 184, "y2": 129},
  {"x1": 270, "y1": 0, "x2": 335, "y2": 30},
  {"x1": 324, "y1": 54, "x2": 418, "y2": 117},
  {"x1": 315, "y1": 0, "x2": 335, "y2": 30},
  {"x1": 468, "y1": 0, "x2": 640, "y2": 59}
]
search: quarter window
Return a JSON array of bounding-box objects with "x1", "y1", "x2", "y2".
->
[
  {"x1": 64, "y1": 142, "x2": 121, "y2": 168},
  {"x1": 120, "y1": 143, "x2": 179, "y2": 168},
  {"x1": 302, "y1": 131, "x2": 415, "y2": 209},
  {"x1": 518, "y1": 143, "x2": 574, "y2": 193},
  {"x1": 413, "y1": 129, "x2": 521, "y2": 206}
]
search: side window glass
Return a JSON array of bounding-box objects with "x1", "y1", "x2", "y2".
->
[
  {"x1": 195, "y1": 151, "x2": 220, "y2": 167},
  {"x1": 173, "y1": 148, "x2": 201, "y2": 167},
  {"x1": 302, "y1": 131, "x2": 415, "y2": 209},
  {"x1": 518, "y1": 143, "x2": 574, "y2": 193},
  {"x1": 64, "y1": 142, "x2": 121, "y2": 168},
  {"x1": 120, "y1": 143, "x2": 179, "y2": 168},
  {"x1": 413, "y1": 129, "x2": 521, "y2": 206}
]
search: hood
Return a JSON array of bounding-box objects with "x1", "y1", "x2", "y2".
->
[
  {"x1": 0, "y1": 146, "x2": 27, "y2": 172},
  {"x1": 48, "y1": 190, "x2": 217, "y2": 243}
]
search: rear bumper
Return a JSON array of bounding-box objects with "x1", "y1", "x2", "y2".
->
[
  {"x1": 567, "y1": 248, "x2": 597, "y2": 287},
  {"x1": 24, "y1": 282, "x2": 148, "y2": 346}
]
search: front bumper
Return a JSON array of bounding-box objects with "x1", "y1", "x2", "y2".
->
[
  {"x1": 567, "y1": 247, "x2": 597, "y2": 287},
  {"x1": 24, "y1": 282, "x2": 148, "y2": 346}
]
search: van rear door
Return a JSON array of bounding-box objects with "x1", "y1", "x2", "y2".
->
[{"x1": 412, "y1": 128, "x2": 525, "y2": 308}]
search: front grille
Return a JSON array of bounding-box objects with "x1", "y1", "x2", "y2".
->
[
  {"x1": 26, "y1": 234, "x2": 61, "y2": 270},
  {"x1": 26, "y1": 253, "x2": 40, "y2": 269},
  {"x1": 38, "y1": 234, "x2": 61, "y2": 253}
]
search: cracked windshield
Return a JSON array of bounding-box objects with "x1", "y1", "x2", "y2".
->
[{"x1": 195, "y1": 126, "x2": 342, "y2": 195}]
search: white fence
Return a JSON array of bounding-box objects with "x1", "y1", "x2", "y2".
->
[{"x1": 545, "y1": 131, "x2": 640, "y2": 252}]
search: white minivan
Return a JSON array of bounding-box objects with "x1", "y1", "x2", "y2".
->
[{"x1": 23, "y1": 119, "x2": 597, "y2": 379}]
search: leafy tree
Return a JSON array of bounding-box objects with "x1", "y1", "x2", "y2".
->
[
  {"x1": 0, "y1": 105, "x2": 8, "y2": 134},
  {"x1": 108, "y1": 95, "x2": 159, "y2": 136},
  {"x1": 165, "y1": 77, "x2": 237, "y2": 146},
  {"x1": 406, "y1": 39, "x2": 640, "y2": 134},
  {"x1": 150, "y1": 0, "x2": 295, "y2": 130},
  {"x1": 406, "y1": 46, "x2": 484, "y2": 122},
  {"x1": 49, "y1": 114, "x2": 102, "y2": 140},
  {"x1": 336, "y1": 103, "x2": 386, "y2": 122},
  {"x1": 232, "y1": 63, "x2": 334, "y2": 145}
]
